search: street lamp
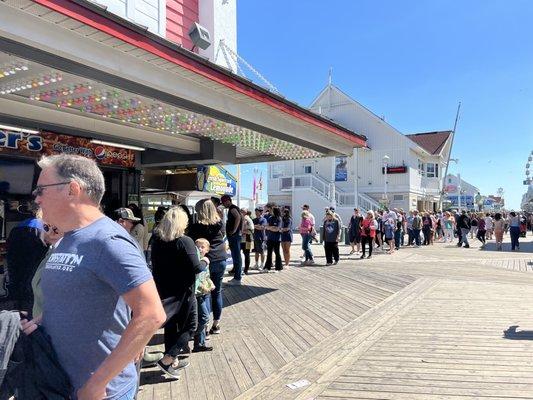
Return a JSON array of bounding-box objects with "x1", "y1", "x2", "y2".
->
[{"x1": 383, "y1": 155, "x2": 390, "y2": 203}]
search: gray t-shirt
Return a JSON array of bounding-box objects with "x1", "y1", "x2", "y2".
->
[{"x1": 41, "y1": 216, "x2": 152, "y2": 399}]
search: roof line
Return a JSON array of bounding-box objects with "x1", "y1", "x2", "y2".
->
[{"x1": 31, "y1": 0, "x2": 366, "y2": 147}]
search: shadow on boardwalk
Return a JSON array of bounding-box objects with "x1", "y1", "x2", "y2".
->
[{"x1": 503, "y1": 325, "x2": 533, "y2": 340}]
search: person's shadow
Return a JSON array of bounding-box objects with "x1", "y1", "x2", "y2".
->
[{"x1": 503, "y1": 325, "x2": 533, "y2": 340}]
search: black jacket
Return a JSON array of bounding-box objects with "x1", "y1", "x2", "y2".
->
[
  {"x1": 0, "y1": 311, "x2": 72, "y2": 400},
  {"x1": 457, "y1": 214, "x2": 471, "y2": 230},
  {"x1": 6, "y1": 219, "x2": 48, "y2": 311}
]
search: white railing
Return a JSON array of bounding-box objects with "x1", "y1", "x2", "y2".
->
[
  {"x1": 276, "y1": 174, "x2": 381, "y2": 212},
  {"x1": 357, "y1": 192, "x2": 381, "y2": 212}
]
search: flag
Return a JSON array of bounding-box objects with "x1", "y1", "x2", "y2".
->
[{"x1": 252, "y1": 175, "x2": 257, "y2": 202}]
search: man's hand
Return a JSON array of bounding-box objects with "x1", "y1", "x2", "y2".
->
[
  {"x1": 20, "y1": 312, "x2": 41, "y2": 335},
  {"x1": 77, "y1": 381, "x2": 106, "y2": 400}
]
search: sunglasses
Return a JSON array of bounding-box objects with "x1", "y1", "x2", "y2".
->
[
  {"x1": 43, "y1": 224, "x2": 59, "y2": 234},
  {"x1": 32, "y1": 181, "x2": 71, "y2": 197}
]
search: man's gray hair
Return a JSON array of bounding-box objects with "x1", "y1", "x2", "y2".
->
[{"x1": 38, "y1": 154, "x2": 105, "y2": 204}]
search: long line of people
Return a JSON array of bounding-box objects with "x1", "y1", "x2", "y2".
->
[{"x1": 2, "y1": 151, "x2": 532, "y2": 399}]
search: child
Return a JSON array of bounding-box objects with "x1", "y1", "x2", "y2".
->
[
  {"x1": 194, "y1": 238, "x2": 214, "y2": 352},
  {"x1": 384, "y1": 217, "x2": 395, "y2": 254}
]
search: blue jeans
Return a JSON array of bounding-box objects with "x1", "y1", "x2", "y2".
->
[
  {"x1": 227, "y1": 234, "x2": 242, "y2": 280},
  {"x1": 209, "y1": 260, "x2": 226, "y2": 321},
  {"x1": 394, "y1": 229, "x2": 402, "y2": 249},
  {"x1": 194, "y1": 294, "x2": 210, "y2": 347},
  {"x1": 460, "y1": 228, "x2": 470, "y2": 246},
  {"x1": 412, "y1": 229, "x2": 421, "y2": 246},
  {"x1": 114, "y1": 384, "x2": 137, "y2": 400},
  {"x1": 301, "y1": 233, "x2": 313, "y2": 261},
  {"x1": 510, "y1": 226, "x2": 520, "y2": 250}
]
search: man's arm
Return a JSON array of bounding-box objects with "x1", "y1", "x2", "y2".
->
[{"x1": 77, "y1": 280, "x2": 166, "y2": 400}]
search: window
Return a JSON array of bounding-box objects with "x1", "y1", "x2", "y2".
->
[
  {"x1": 418, "y1": 160, "x2": 425, "y2": 176},
  {"x1": 304, "y1": 165, "x2": 312, "y2": 174},
  {"x1": 271, "y1": 163, "x2": 285, "y2": 178},
  {"x1": 393, "y1": 194, "x2": 404, "y2": 201},
  {"x1": 98, "y1": 0, "x2": 166, "y2": 36},
  {"x1": 426, "y1": 163, "x2": 439, "y2": 178},
  {"x1": 280, "y1": 178, "x2": 292, "y2": 190}
]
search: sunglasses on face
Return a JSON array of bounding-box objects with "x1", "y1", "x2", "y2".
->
[
  {"x1": 32, "y1": 181, "x2": 71, "y2": 197},
  {"x1": 43, "y1": 224, "x2": 59, "y2": 234}
]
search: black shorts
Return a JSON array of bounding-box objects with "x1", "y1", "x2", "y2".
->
[
  {"x1": 253, "y1": 238, "x2": 264, "y2": 253},
  {"x1": 349, "y1": 231, "x2": 361, "y2": 244}
]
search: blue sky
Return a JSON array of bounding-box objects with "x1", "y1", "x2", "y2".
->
[{"x1": 229, "y1": 0, "x2": 533, "y2": 209}]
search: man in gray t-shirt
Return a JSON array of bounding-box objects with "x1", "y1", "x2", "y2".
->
[{"x1": 21, "y1": 154, "x2": 165, "y2": 400}]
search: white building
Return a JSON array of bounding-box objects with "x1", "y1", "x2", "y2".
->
[
  {"x1": 443, "y1": 174, "x2": 480, "y2": 210},
  {"x1": 268, "y1": 84, "x2": 454, "y2": 223}
]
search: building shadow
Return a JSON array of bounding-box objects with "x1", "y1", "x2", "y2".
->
[
  {"x1": 503, "y1": 325, "x2": 533, "y2": 340},
  {"x1": 222, "y1": 284, "x2": 277, "y2": 308},
  {"x1": 482, "y1": 242, "x2": 533, "y2": 253}
]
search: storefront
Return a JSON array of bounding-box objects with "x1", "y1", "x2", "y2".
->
[
  {"x1": 0, "y1": 0, "x2": 367, "y2": 298},
  {"x1": 0, "y1": 124, "x2": 142, "y2": 297}
]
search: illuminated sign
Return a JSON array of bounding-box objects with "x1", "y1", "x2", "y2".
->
[
  {"x1": 0, "y1": 129, "x2": 135, "y2": 168},
  {"x1": 197, "y1": 165, "x2": 237, "y2": 196},
  {"x1": 382, "y1": 166, "x2": 408, "y2": 174}
]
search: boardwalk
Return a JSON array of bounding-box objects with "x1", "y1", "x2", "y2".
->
[{"x1": 139, "y1": 233, "x2": 533, "y2": 400}]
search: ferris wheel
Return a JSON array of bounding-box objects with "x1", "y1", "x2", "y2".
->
[{"x1": 526, "y1": 150, "x2": 533, "y2": 186}]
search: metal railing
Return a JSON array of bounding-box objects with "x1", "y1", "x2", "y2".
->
[{"x1": 276, "y1": 174, "x2": 381, "y2": 212}]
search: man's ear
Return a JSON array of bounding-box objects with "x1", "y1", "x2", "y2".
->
[{"x1": 68, "y1": 181, "x2": 82, "y2": 197}]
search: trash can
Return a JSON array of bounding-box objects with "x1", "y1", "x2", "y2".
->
[{"x1": 344, "y1": 227, "x2": 351, "y2": 245}]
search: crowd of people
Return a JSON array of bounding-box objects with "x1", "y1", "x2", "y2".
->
[
  {"x1": 1, "y1": 153, "x2": 532, "y2": 399},
  {"x1": 344, "y1": 207, "x2": 531, "y2": 254}
]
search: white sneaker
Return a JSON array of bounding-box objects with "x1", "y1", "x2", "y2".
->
[
  {"x1": 226, "y1": 278, "x2": 242, "y2": 286},
  {"x1": 253, "y1": 263, "x2": 259, "y2": 269}
]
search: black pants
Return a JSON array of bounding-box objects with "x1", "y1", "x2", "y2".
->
[
  {"x1": 265, "y1": 240, "x2": 282, "y2": 270},
  {"x1": 362, "y1": 236, "x2": 373, "y2": 257},
  {"x1": 324, "y1": 242, "x2": 339, "y2": 264},
  {"x1": 164, "y1": 292, "x2": 197, "y2": 357},
  {"x1": 422, "y1": 228, "x2": 431, "y2": 245},
  {"x1": 241, "y1": 242, "x2": 251, "y2": 273},
  {"x1": 476, "y1": 229, "x2": 486, "y2": 244}
]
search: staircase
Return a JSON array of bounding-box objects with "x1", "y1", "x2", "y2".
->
[{"x1": 278, "y1": 174, "x2": 381, "y2": 217}]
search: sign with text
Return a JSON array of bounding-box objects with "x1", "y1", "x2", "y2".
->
[
  {"x1": 382, "y1": 166, "x2": 408, "y2": 174},
  {"x1": 197, "y1": 165, "x2": 237, "y2": 196},
  {"x1": 0, "y1": 129, "x2": 136, "y2": 168},
  {"x1": 446, "y1": 195, "x2": 474, "y2": 208},
  {"x1": 335, "y1": 156, "x2": 348, "y2": 181}
]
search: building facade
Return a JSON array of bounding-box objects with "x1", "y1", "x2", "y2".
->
[
  {"x1": 443, "y1": 174, "x2": 480, "y2": 210},
  {"x1": 268, "y1": 84, "x2": 453, "y2": 223},
  {"x1": 0, "y1": 0, "x2": 367, "y2": 298}
]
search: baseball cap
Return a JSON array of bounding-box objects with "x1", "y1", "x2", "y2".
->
[
  {"x1": 255, "y1": 207, "x2": 263, "y2": 211},
  {"x1": 115, "y1": 207, "x2": 140, "y2": 221}
]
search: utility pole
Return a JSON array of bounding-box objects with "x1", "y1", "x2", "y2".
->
[
  {"x1": 439, "y1": 102, "x2": 461, "y2": 210},
  {"x1": 236, "y1": 164, "x2": 241, "y2": 207}
]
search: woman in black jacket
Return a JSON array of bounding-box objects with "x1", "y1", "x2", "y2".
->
[
  {"x1": 151, "y1": 206, "x2": 208, "y2": 378},
  {"x1": 188, "y1": 199, "x2": 227, "y2": 335}
]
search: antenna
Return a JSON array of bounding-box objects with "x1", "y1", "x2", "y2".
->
[{"x1": 328, "y1": 67, "x2": 333, "y2": 85}]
